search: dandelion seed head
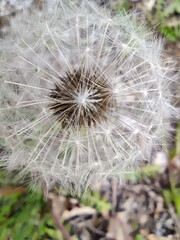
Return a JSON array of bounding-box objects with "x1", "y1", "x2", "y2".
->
[{"x1": 0, "y1": 0, "x2": 177, "y2": 194}]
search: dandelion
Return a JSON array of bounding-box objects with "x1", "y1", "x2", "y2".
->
[{"x1": 0, "y1": 0, "x2": 176, "y2": 194}]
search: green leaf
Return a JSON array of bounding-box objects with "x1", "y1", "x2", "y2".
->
[
  {"x1": 160, "y1": 25, "x2": 179, "y2": 41},
  {"x1": 135, "y1": 234, "x2": 145, "y2": 240},
  {"x1": 0, "y1": 190, "x2": 60, "y2": 239},
  {"x1": 162, "y1": 189, "x2": 172, "y2": 205},
  {"x1": 81, "y1": 190, "x2": 111, "y2": 211},
  {"x1": 116, "y1": 1, "x2": 129, "y2": 11},
  {"x1": 171, "y1": 187, "x2": 180, "y2": 216}
]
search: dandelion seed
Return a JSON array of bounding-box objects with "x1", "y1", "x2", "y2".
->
[{"x1": 0, "y1": 0, "x2": 177, "y2": 194}]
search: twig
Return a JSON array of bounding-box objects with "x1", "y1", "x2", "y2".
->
[
  {"x1": 50, "y1": 206, "x2": 71, "y2": 240},
  {"x1": 112, "y1": 178, "x2": 117, "y2": 215},
  {"x1": 48, "y1": 193, "x2": 71, "y2": 240}
]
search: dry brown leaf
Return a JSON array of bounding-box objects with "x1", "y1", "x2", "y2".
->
[{"x1": 0, "y1": 186, "x2": 25, "y2": 195}]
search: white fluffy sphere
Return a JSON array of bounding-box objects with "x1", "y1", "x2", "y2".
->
[{"x1": 0, "y1": 0, "x2": 176, "y2": 194}]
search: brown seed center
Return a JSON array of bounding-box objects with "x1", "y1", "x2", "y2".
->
[{"x1": 49, "y1": 69, "x2": 112, "y2": 127}]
